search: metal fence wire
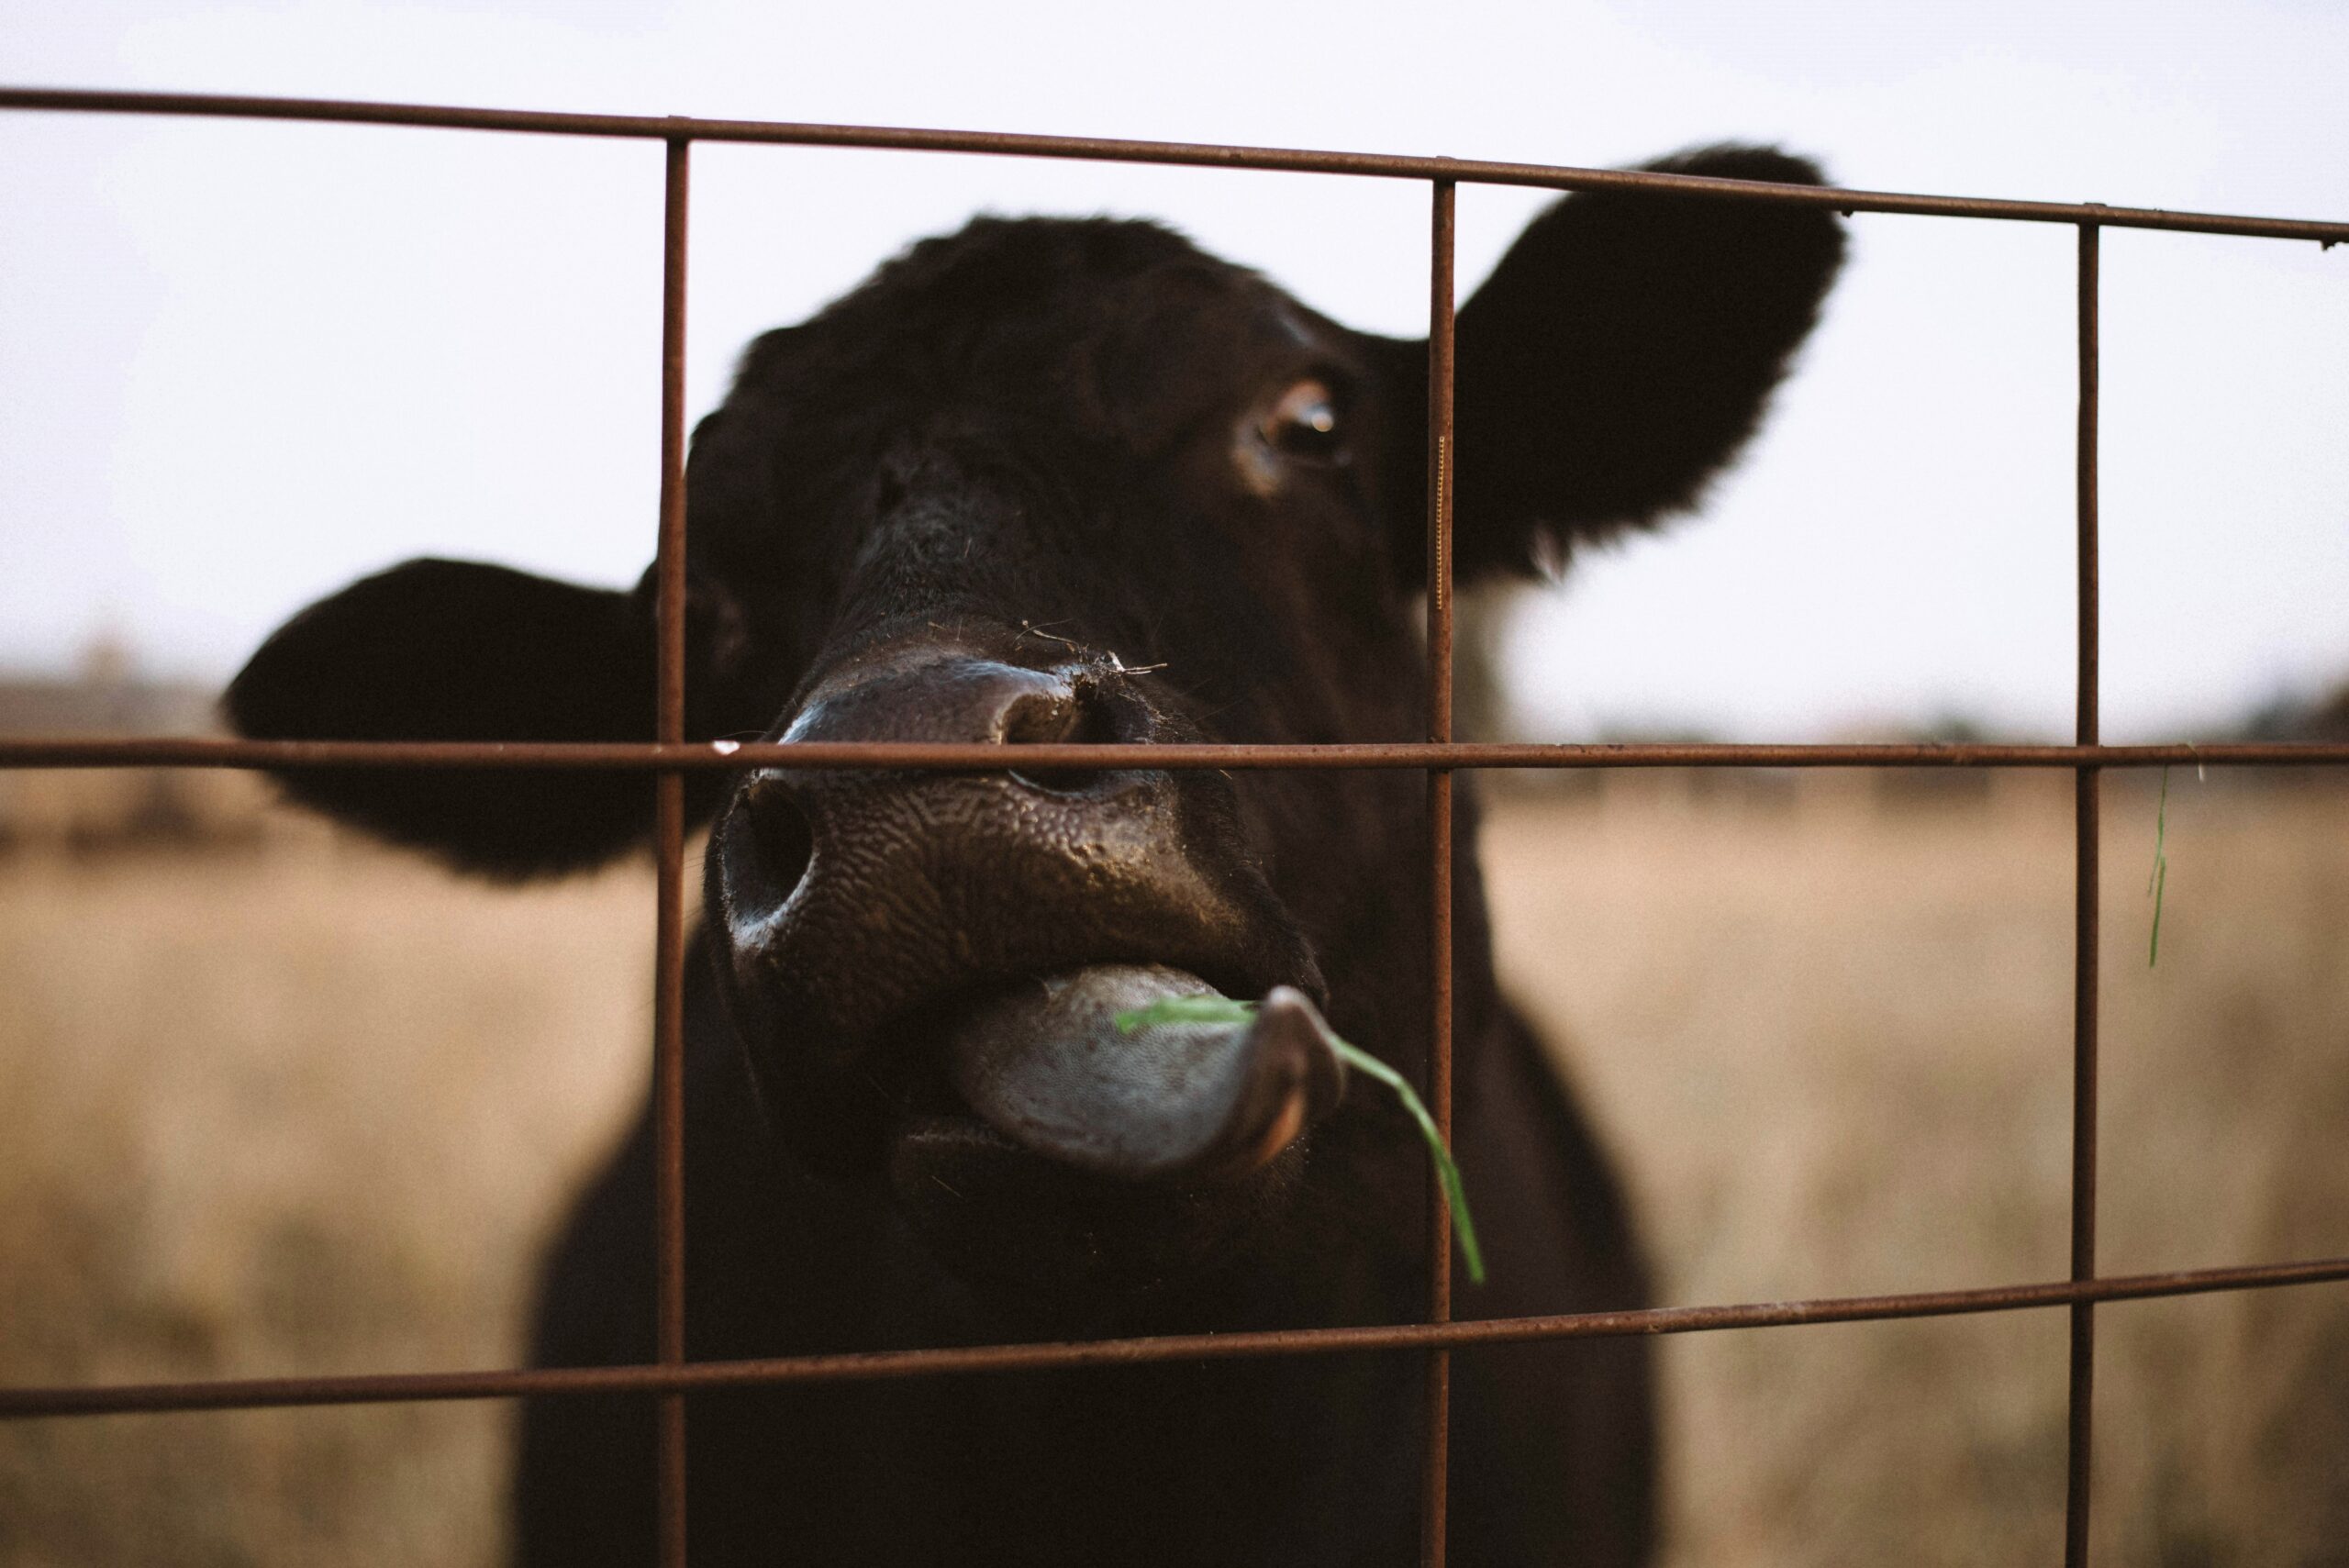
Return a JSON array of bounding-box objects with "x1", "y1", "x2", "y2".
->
[{"x1": 6, "y1": 87, "x2": 2349, "y2": 1568}]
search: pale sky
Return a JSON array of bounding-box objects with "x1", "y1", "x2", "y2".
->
[{"x1": 3, "y1": 1, "x2": 2343, "y2": 740}]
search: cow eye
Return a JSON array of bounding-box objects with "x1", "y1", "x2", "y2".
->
[{"x1": 1262, "y1": 379, "x2": 1346, "y2": 462}]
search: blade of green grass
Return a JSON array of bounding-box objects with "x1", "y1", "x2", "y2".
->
[
  {"x1": 1113, "y1": 995, "x2": 1261, "y2": 1029},
  {"x1": 1115, "y1": 995, "x2": 1486, "y2": 1284}
]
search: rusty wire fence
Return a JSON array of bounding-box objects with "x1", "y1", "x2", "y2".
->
[{"x1": 5, "y1": 86, "x2": 2349, "y2": 1568}]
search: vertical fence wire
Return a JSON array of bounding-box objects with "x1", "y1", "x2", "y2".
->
[
  {"x1": 1420, "y1": 174, "x2": 1459, "y2": 1568},
  {"x1": 2065, "y1": 215, "x2": 2102, "y2": 1568},
  {"x1": 653, "y1": 134, "x2": 695, "y2": 1568}
]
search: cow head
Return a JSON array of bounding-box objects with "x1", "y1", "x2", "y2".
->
[{"x1": 228, "y1": 147, "x2": 1842, "y2": 1306}]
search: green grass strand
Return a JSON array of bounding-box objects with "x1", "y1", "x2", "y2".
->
[{"x1": 1115, "y1": 995, "x2": 1486, "y2": 1284}]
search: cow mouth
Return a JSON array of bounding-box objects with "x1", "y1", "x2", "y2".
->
[{"x1": 889, "y1": 963, "x2": 1347, "y2": 1187}]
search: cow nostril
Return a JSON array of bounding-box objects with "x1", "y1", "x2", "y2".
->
[
  {"x1": 742, "y1": 786, "x2": 816, "y2": 906},
  {"x1": 1007, "y1": 684, "x2": 1120, "y2": 795}
]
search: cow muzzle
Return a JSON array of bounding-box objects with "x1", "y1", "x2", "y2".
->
[{"x1": 706, "y1": 640, "x2": 1333, "y2": 1188}]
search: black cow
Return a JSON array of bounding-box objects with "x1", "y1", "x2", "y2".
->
[{"x1": 227, "y1": 146, "x2": 1842, "y2": 1566}]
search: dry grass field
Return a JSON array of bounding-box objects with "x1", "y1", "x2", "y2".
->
[
  {"x1": 3, "y1": 773, "x2": 2346, "y2": 1564},
  {"x1": 0, "y1": 820, "x2": 656, "y2": 1567},
  {"x1": 1486, "y1": 773, "x2": 2349, "y2": 1568}
]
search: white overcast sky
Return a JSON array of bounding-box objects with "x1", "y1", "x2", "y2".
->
[{"x1": 3, "y1": 0, "x2": 2343, "y2": 740}]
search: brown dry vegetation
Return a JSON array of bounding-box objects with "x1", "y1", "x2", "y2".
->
[
  {"x1": 0, "y1": 819, "x2": 655, "y2": 1567},
  {"x1": 3, "y1": 775, "x2": 2346, "y2": 1564},
  {"x1": 1486, "y1": 773, "x2": 2349, "y2": 1567}
]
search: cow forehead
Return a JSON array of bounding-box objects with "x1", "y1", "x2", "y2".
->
[
  {"x1": 685, "y1": 215, "x2": 1386, "y2": 630},
  {"x1": 735, "y1": 216, "x2": 1331, "y2": 408}
]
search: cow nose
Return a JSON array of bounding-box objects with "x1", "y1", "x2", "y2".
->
[
  {"x1": 722, "y1": 654, "x2": 1136, "y2": 912},
  {"x1": 707, "y1": 642, "x2": 1319, "y2": 1174}
]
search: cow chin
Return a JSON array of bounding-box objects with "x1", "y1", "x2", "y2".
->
[{"x1": 885, "y1": 1113, "x2": 1314, "y2": 1308}]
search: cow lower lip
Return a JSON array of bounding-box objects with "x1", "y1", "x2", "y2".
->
[{"x1": 918, "y1": 962, "x2": 1344, "y2": 1184}]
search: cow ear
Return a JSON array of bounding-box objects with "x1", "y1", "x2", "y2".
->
[
  {"x1": 226, "y1": 557, "x2": 748, "y2": 880},
  {"x1": 1435, "y1": 145, "x2": 1846, "y2": 578}
]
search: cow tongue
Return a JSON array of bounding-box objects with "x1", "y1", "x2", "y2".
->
[{"x1": 939, "y1": 963, "x2": 1344, "y2": 1184}]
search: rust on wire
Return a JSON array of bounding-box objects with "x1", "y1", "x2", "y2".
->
[
  {"x1": 651, "y1": 134, "x2": 692, "y2": 1568},
  {"x1": 2065, "y1": 216, "x2": 2103, "y2": 1568},
  {"x1": 4, "y1": 737, "x2": 2349, "y2": 773},
  {"x1": 6, "y1": 87, "x2": 2349, "y2": 243},
  {"x1": 1421, "y1": 174, "x2": 1458, "y2": 1568},
  {"x1": 6, "y1": 1256, "x2": 2346, "y2": 1422}
]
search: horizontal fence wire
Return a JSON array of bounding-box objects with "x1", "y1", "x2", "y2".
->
[
  {"x1": 6, "y1": 86, "x2": 2349, "y2": 244},
  {"x1": 5, "y1": 1256, "x2": 2346, "y2": 1420},
  {"x1": 2, "y1": 739, "x2": 2347, "y2": 771}
]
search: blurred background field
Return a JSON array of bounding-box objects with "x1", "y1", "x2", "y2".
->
[
  {"x1": 1486, "y1": 770, "x2": 2349, "y2": 1567},
  {"x1": 4, "y1": 736, "x2": 2346, "y2": 1566},
  {"x1": 0, "y1": 795, "x2": 653, "y2": 1568}
]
